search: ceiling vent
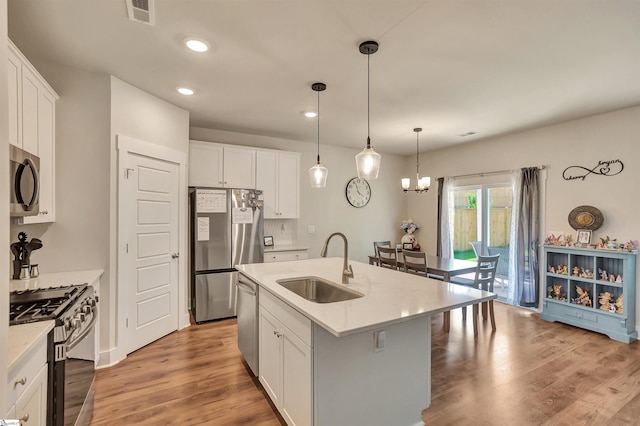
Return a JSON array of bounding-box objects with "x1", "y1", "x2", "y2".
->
[{"x1": 126, "y1": 0, "x2": 156, "y2": 26}]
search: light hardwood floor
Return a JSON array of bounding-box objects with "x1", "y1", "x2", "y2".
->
[{"x1": 91, "y1": 302, "x2": 640, "y2": 425}]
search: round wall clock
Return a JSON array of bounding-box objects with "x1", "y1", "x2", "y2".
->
[{"x1": 345, "y1": 177, "x2": 371, "y2": 208}]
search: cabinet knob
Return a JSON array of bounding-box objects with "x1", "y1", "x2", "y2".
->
[
  {"x1": 172, "y1": 253, "x2": 180, "y2": 259},
  {"x1": 14, "y1": 376, "x2": 27, "y2": 388}
]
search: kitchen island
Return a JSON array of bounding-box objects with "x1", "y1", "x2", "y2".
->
[{"x1": 237, "y1": 257, "x2": 495, "y2": 426}]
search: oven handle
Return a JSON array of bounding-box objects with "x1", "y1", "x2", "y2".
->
[{"x1": 67, "y1": 306, "x2": 98, "y2": 351}]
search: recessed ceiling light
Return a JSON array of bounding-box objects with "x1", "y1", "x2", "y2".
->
[
  {"x1": 184, "y1": 38, "x2": 210, "y2": 52},
  {"x1": 177, "y1": 87, "x2": 194, "y2": 95},
  {"x1": 304, "y1": 111, "x2": 317, "y2": 118}
]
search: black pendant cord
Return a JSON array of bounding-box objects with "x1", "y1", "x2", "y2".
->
[
  {"x1": 366, "y1": 53, "x2": 371, "y2": 149},
  {"x1": 317, "y1": 88, "x2": 321, "y2": 164},
  {"x1": 416, "y1": 132, "x2": 420, "y2": 177}
]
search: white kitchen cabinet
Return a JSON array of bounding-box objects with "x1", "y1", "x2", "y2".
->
[
  {"x1": 256, "y1": 150, "x2": 300, "y2": 219},
  {"x1": 9, "y1": 40, "x2": 59, "y2": 224},
  {"x1": 188, "y1": 140, "x2": 256, "y2": 188},
  {"x1": 259, "y1": 290, "x2": 312, "y2": 426},
  {"x1": 7, "y1": 332, "x2": 48, "y2": 426},
  {"x1": 264, "y1": 249, "x2": 309, "y2": 263}
]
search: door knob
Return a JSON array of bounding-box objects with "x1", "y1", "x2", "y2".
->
[{"x1": 172, "y1": 253, "x2": 180, "y2": 259}]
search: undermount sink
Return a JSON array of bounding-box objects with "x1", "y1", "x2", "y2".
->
[{"x1": 276, "y1": 276, "x2": 364, "y2": 303}]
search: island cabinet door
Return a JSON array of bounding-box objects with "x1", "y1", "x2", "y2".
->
[
  {"x1": 281, "y1": 330, "x2": 312, "y2": 426},
  {"x1": 259, "y1": 307, "x2": 282, "y2": 405}
]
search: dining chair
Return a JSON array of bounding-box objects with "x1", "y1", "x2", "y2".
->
[
  {"x1": 402, "y1": 250, "x2": 428, "y2": 276},
  {"x1": 445, "y1": 254, "x2": 499, "y2": 336},
  {"x1": 377, "y1": 246, "x2": 399, "y2": 270}
]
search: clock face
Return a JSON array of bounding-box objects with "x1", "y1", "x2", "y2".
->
[{"x1": 345, "y1": 177, "x2": 371, "y2": 208}]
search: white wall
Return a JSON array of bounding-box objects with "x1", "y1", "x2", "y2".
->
[
  {"x1": 190, "y1": 127, "x2": 409, "y2": 263},
  {"x1": 406, "y1": 106, "x2": 640, "y2": 325},
  {"x1": 109, "y1": 77, "x2": 189, "y2": 363}
]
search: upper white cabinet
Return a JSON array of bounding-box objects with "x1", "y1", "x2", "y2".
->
[
  {"x1": 189, "y1": 140, "x2": 256, "y2": 188},
  {"x1": 9, "y1": 40, "x2": 59, "y2": 224},
  {"x1": 257, "y1": 150, "x2": 300, "y2": 219}
]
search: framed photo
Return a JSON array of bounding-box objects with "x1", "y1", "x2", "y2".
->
[
  {"x1": 263, "y1": 236, "x2": 274, "y2": 247},
  {"x1": 577, "y1": 229, "x2": 592, "y2": 245},
  {"x1": 403, "y1": 242, "x2": 414, "y2": 250}
]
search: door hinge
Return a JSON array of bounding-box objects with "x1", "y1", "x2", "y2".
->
[
  {"x1": 126, "y1": 243, "x2": 129, "y2": 253},
  {"x1": 126, "y1": 318, "x2": 129, "y2": 328},
  {"x1": 124, "y1": 168, "x2": 135, "y2": 179}
]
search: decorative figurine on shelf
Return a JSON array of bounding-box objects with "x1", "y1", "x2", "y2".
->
[
  {"x1": 575, "y1": 285, "x2": 592, "y2": 307},
  {"x1": 579, "y1": 268, "x2": 594, "y2": 279},
  {"x1": 616, "y1": 274, "x2": 622, "y2": 283},
  {"x1": 548, "y1": 265, "x2": 556, "y2": 274},
  {"x1": 624, "y1": 240, "x2": 639, "y2": 251},
  {"x1": 616, "y1": 294, "x2": 624, "y2": 314},
  {"x1": 609, "y1": 274, "x2": 615, "y2": 283},
  {"x1": 557, "y1": 264, "x2": 568, "y2": 275},
  {"x1": 573, "y1": 267, "x2": 580, "y2": 277},
  {"x1": 547, "y1": 284, "x2": 566, "y2": 301},
  {"x1": 599, "y1": 268, "x2": 608, "y2": 281},
  {"x1": 599, "y1": 292, "x2": 612, "y2": 311}
]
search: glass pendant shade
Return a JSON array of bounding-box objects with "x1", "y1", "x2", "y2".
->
[
  {"x1": 309, "y1": 162, "x2": 328, "y2": 188},
  {"x1": 309, "y1": 82, "x2": 328, "y2": 188},
  {"x1": 356, "y1": 142, "x2": 382, "y2": 180}
]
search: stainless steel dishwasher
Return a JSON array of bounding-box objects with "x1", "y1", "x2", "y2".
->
[{"x1": 236, "y1": 273, "x2": 259, "y2": 376}]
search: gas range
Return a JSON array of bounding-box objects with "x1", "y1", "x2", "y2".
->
[{"x1": 10, "y1": 283, "x2": 99, "y2": 426}]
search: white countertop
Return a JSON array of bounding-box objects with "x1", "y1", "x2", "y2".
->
[
  {"x1": 8, "y1": 320, "x2": 54, "y2": 372},
  {"x1": 237, "y1": 257, "x2": 496, "y2": 337},
  {"x1": 265, "y1": 244, "x2": 310, "y2": 253},
  {"x1": 10, "y1": 269, "x2": 104, "y2": 292}
]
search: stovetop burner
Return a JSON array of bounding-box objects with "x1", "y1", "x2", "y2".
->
[{"x1": 10, "y1": 284, "x2": 88, "y2": 325}]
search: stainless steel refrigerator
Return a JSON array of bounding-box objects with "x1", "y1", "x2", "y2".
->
[{"x1": 190, "y1": 187, "x2": 264, "y2": 323}]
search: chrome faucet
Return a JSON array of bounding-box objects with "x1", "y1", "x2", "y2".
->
[{"x1": 320, "y1": 232, "x2": 354, "y2": 284}]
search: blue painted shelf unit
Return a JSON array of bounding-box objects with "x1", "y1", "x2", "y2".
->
[{"x1": 541, "y1": 245, "x2": 637, "y2": 343}]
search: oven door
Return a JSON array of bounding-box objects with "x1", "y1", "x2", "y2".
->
[{"x1": 51, "y1": 312, "x2": 97, "y2": 426}]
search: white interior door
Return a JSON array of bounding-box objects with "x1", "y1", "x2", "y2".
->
[{"x1": 120, "y1": 149, "x2": 180, "y2": 354}]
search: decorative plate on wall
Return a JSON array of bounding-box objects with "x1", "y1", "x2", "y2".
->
[{"x1": 568, "y1": 205, "x2": 604, "y2": 230}]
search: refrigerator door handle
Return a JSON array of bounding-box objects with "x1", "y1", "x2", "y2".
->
[{"x1": 236, "y1": 281, "x2": 257, "y2": 296}]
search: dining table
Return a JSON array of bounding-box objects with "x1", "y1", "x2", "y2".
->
[{"x1": 368, "y1": 254, "x2": 478, "y2": 282}]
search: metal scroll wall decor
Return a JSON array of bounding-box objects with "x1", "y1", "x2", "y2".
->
[{"x1": 562, "y1": 159, "x2": 624, "y2": 181}]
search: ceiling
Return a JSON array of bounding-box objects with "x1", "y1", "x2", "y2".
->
[{"x1": 8, "y1": 0, "x2": 640, "y2": 155}]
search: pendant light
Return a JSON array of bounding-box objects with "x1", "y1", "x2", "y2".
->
[
  {"x1": 402, "y1": 128, "x2": 431, "y2": 193},
  {"x1": 309, "y1": 82, "x2": 328, "y2": 188},
  {"x1": 355, "y1": 40, "x2": 382, "y2": 180}
]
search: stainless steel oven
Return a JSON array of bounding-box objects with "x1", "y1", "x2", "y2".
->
[{"x1": 10, "y1": 284, "x2": 98, "y2": 426}]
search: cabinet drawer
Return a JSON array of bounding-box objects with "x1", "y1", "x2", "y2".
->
[
  {"x1": 264, "y1": 250, "x2": 308, "y2": 263},
  {"x1": 563, "y1": 307, "x2": 598, "y2": 323},
  {"x1": 260, "y1": 289, "x2": 311, "y2": 345},
  {"x1": 7, "y1": 336, "x2": 47, "y2": 407}
]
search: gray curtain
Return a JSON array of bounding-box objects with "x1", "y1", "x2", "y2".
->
[{"x1": 515, "y1": 167, "x2": 539, "y2": 307}]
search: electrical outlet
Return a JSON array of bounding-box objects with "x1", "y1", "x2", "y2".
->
[
  {"x1": 307, "y1": 225, "x2": 315, "y2": 234},
  {"x1": 373, "y1": 330, "x2": 385, "y2": 352}
]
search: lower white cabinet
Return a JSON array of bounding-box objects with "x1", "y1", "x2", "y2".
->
[
  {"x1": 7, "y1": 335, "x2": 48, "y2": 426},
  {"x1": 259, "y1": 290, "x2": 312, "y2": 426},
  {"x1": 264, "y1": 249, "x2": 308, "y2": 263}
]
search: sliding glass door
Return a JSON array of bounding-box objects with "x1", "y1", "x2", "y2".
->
[{"x1": 452, "y1": 184, "x2": 513, "y2": 300}]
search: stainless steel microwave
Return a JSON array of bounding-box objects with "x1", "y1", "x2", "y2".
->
[{"x1": 10, "y1": 145, "x2": 40, "y2": 217}]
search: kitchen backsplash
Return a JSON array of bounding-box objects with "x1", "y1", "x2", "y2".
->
[{"x1": 264, "y1": 219, "x2": 297, "y2": 246}]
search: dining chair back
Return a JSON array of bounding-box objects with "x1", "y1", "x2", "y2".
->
[
  {"x1": 402, "y1": 250, "x2": 428, "y2": 276},
  {"x1": 373, "y1": 240, "x2": 391, "y2": 257},
  {"x1": 377, "y1": 246, "x2": 399, "y2": 270}
]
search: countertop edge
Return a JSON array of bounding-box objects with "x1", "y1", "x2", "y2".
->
[{"x1": 8, "y1": 320, "x2": 54, "y2": 373}]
